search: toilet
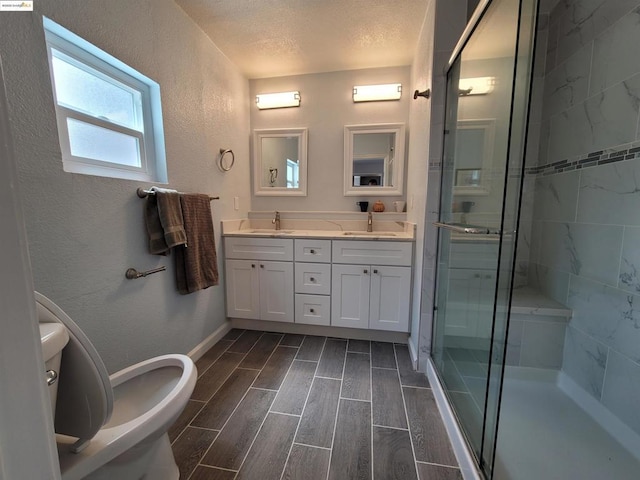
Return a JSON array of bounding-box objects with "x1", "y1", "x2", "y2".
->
[
  {"x1": 39, "y1": 321, "x2": 70, "y2": 419},
  {"x1": 35, "y1": 292, "x2": 197, "y2": 480}
]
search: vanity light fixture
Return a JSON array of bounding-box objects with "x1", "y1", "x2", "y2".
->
[
  {"x1": 352, "y1": 83, "x2": 402, "y2": 102},
  {"x1": 256, "y1": 91, "x2": 301, "y2": 109},
  {"x1": 459, "y1": 77, "x2": 495, "y2": 96}
]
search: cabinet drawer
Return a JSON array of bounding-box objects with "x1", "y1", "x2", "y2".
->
[
  {"x1": 295, "y1": 294, "x2": 330, "y2": 326},
  {"x1": 295, "y1": 263, "x2": 331, "y2": 295},
  {"x1": 225, "y1": 237, "x2": 293, "y2": 261},
  {"x1": 295, "y1": 239, "x2": 331, "y2": 263},
  {"x1": 332, "y1": 240, "x2": 412, "y2": 266}
]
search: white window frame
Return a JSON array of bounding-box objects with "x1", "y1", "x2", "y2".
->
[
  {"x1": 43, "y1": 17, "x2": 167, "y2": 183},
  {"x1": 286, "y1": 158, "x2": 299, "y2": 188}
]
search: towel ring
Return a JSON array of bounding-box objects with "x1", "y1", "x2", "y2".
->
[{"x1": 218, "y1": 148, "x2": 235, "y2": 172}]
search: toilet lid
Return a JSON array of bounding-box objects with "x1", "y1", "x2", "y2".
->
[{"x1": 35, "y1": 292, "x2": 113, "y2": 444}]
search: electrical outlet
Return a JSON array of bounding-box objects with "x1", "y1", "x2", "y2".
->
[{"x1": 233, "y1": 196, "x2": 239, "y2": 210}]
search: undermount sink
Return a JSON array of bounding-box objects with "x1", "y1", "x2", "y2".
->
[{"x1": 342, "y1": 231, "x2": 397, "y2": 236}]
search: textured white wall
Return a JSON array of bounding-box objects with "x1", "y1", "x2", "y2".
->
[
  {"x1": 0, "y1": 55, "x2": 61, "y2": 480},
  {"x1": 0, "y1": 0, "x2": 250, "y2": 372},
  {"x1": 249, "y1": 67, "x2": 410, "y2": 212}
]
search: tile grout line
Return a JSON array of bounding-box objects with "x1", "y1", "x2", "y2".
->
[
  {"x1": 401, "y1": 384, "x2": 432, "y2": 391},
  {"x1": 233, "y1": 384, "x2": 280, "y2": 479},
  {"x1": 279, "y1": 336, "x2": 328, "y2": 480},
  {"x1": 324, "y1": 337, "x2": 348, "y2": 480},
  {"x1": 185, "y1": 430, "x2": 222, "y2": 480},
  {"x1": 372, "y1": 423, "x2": 409, "y2": 432},
  {"x1": 293, "y1": 441, "x2": 332, "y2": 451},
  {"x1": 416, "y1": 460, "x2": 462, "y2": 470},
  {"x1": 268, "y1": 343, "x2": 306, "y2": 415},
  {"x1": 316, "y1": 375, "x2": 343, "y2": 380},
  {"x1": 226, "y1": 330, "x2": 266, "y2": 355},
  {"x1": 170, "y1": 400, "x2": 208, "y2": 447},
  {"x1": 370, "y1": 340, "x2": 375, "y2": 480},
  {"x1": 191, "y1": 333, "x2": 268, "y2": 478},
  {"x1": 270, "y1": 411, "x2": 301, "y2": 418},
  {"x1": 340, "y1": 396, "x2": 371, "y2": 403},
  {"x1": 239, "y1": 332, "x2": 285, "y2": 371},
  {"x1": 196, "y1": 333, "x2": 264, "y2": 403},
  {"x1": 230, "y1": 333, "x2": 291, "y2": 477},
  {"x1": 394, "y1": 343, "x2": 421, "y2": 480},
  {"x1": 371, "y1": 366, "x2": 398, "y2": 371},
  {"x1": 196, "y1": 340, "x2": 233, "y2": 379}
]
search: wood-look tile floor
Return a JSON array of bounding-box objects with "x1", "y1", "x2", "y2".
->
[{"x1": 169, "y1": 329, "x2": 463, "y2": 480}]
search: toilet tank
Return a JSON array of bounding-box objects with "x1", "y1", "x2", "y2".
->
[{"x1": 39, "y1": 323, "x2": 69, "y2": 418}]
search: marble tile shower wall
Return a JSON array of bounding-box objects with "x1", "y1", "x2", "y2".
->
[{"x1": 528, "y1": 0, "x2": 640, "y2": 437}]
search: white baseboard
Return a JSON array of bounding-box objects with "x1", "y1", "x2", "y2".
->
[
  {"x1": 426, "y1": 359, "x2": 482, "y2": 480},
  {"x1": 187, "y1": 321, "x2": 232, "y2": 362},
  {"x1": 230, "y1": 318, "x2": 409, "y2": 344}
]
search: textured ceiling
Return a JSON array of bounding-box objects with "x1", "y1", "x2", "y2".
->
[{"x1": 175, "y1": 0, "x2": 429, "y2": 79}]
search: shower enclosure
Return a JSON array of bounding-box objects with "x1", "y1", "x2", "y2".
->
[{"x1": 430, "y1": 0, "x2": 640, "y2": 478}]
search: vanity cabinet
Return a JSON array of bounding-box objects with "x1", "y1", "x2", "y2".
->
[
  {"x1": 331, "y1": 241, "x2": 412, "y2": 332},
  {"x1": 225, "y1": 238, "x2": 294, "y2": 322},
  {"x1": 294, "y1": 239, "x2": 332, "y2": 326},
  {"x1": 224, "y1": 237, "x2": 413, "y2": 332}
]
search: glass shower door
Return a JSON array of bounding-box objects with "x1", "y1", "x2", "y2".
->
[{"x1": 431, "y1": 0, "x2": 537, "y2": 476}]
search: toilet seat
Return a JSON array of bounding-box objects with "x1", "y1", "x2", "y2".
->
[
  {"x1": 56, "y1": 354, "x2": 195, "y2": 480},
  {"x1": 35, "y1": 292, "x2": 196, "y2": 480},
  {"x1": 36, "y1": 292, "x2": 113, "y2": 449}
]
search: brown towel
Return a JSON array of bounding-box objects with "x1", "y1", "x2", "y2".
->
[
  {"x1": 174, "y1": 193, "x2": 219, "y2": 294},
  {"x1": 144, "y1": 189, "x2": 186, "y2": 255},
  {"x1": 157, "y1": 191, "x2": 187, "y2": 248}
]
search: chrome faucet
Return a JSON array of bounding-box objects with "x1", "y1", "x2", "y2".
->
[
  {"x1": 272, "y1": 211, "x2": 281, "y2": 230},
  {"x1": 367, "y1": 212, "x2": 373, "y2": 232}
]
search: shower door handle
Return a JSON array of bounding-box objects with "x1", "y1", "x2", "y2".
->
[{"x1": 432, "y1": 222, "x2": 501, "y2": 235}]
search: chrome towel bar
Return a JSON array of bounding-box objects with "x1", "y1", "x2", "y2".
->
[
  {"x1": 433, "y1": 222, "x2": 501, "y2": 235},
  {"x1": 125, "y1": 266, "x2": 166, "y2": 280},
  {"x1": 136, "y1": 187, "x2": 219, "y2": 201}
]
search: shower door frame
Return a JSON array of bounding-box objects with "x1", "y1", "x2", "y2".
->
[{"x1": 429, "y1": 0, "x2": 539, "y2": 476}]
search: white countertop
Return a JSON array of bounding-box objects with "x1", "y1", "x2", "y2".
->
[
  {"x1": 221, "y1": 215, "x2": 416, "y2": 241},
  {"x1": 222, "y1": 228, "x2": 414, "y2": 241}
]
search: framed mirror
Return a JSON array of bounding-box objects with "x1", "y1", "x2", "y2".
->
[
  {"x1": 453, "y1": 118, "x2": 495, "y2": 196},
  {"x1": 344, "y1": 123, "x2": 405, "y2": 196},
  {"x1": 253, "y1": 128, "x2": 308, "y2": 196}
]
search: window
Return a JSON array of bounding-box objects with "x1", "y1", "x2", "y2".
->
[
  {"x1": 43, "y1": 18, "x2": 167, "y2": 182},
  {"x1": 286, "y1": 159, "x2": 299, "y2": 188}
]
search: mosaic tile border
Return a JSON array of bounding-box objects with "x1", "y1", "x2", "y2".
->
[{"x1": 526, "y1": 142, "x2": 640, "y2": 177}]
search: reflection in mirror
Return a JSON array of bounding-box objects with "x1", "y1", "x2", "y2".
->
[
  {"x1": 353, "y1": 132, "x2": 395, "y2": 187},
  {"x1": 344, "y1": 123, "x2": 405, "y2": 196},
  {"x1": 253, "y1": 128, "x2": 307, "y2": 196},
  {"x1": 453, "y1": 119, "x2": 495, "y2": 195}
]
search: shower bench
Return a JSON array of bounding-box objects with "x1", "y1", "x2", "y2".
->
[{"x1": 506, "y1": 287, "x2": 572, "y2": 370}]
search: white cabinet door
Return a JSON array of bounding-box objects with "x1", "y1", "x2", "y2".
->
[
  {"x1": 225, "y1": 259, "x2": 259, "y2": 319},
  {"x1": 331, "y1": 264, "x2": 370, "y2": 329},
  {"x1": 369, "y1": 266, "x2": 411, "y2": 332},
  {"x1": 259, "y1": 261, "x2": 294, "y2": 322}
]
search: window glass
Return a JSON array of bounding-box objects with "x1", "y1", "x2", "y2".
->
[
  {"x1": 51, "y1": 50, "x2": 142, "y2": 131},
  {"x1": 67, "y1": 119, "x2": 141, "y2": 167}
]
